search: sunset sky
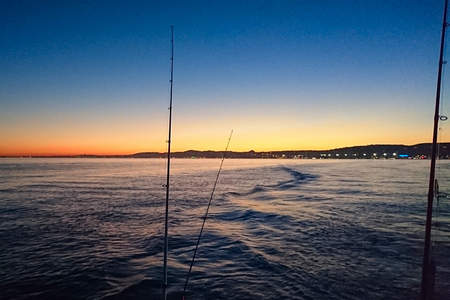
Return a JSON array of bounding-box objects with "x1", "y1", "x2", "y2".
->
[{"x1": 1, "y1": 0, "x2": 449, "y2": 155}]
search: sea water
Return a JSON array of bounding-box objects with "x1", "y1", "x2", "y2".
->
[{"x1": 1, "y1": 158, "x2": 449, "y2": 299}]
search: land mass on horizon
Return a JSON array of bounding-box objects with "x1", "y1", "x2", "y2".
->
[{"x1": 3, "y1": 143, "x2": 449, "y2": 159}]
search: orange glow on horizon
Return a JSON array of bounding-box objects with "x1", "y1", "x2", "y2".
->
[
  {"x1": 0, "y1": 125, "x2": 437, "y2": 156},
  {"x1": 0, "y1": 104, "x2": 440, "y2": 156}
]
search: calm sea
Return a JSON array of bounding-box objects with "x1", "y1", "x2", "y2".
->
[{"x1": 1, "y1": 158, "x2": 449, "y2": 300}]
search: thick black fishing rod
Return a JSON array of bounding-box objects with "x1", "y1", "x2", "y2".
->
[
  {"x1": 421, "y1": 0, "x2": 448, "y2": 299},
  {"x1": 163, "y1": 25, "x2": 174, "y2": 299},
  {"x1": 183, "y1": 130, "x2": 233, "y2": 298}
]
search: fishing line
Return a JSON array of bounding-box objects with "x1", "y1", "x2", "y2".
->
[{"x1": 182, "y1": 130, "x2": 233, "y2": 298}]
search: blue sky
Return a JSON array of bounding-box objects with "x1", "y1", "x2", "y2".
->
[{"x1": 0, "y1": 0, "x2": 447, "y2": 154}]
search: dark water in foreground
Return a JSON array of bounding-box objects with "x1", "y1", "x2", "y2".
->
[{"x1": 1, "y1": 158, "x2": 449, "y2": 300}]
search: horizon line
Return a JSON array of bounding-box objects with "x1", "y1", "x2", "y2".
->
[{"x1": 1, "y1": 141, "x2": 448, "y2": 157}]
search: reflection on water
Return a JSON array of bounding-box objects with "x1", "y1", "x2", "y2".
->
[{"x1": 0, "y1": 158, "x2": 449, "y2": 299}]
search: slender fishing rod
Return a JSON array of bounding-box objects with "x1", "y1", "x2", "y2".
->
[
  {"x1": 163, "y1": 25, "x2": 174, "y2": 298},
  {"x1": 421, "y1": 0, "x2": 448, "y2": 299},
  {"x1": 183, "y1": 130, "x2": 233, "y2": 297}
]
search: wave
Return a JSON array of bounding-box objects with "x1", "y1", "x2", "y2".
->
[
  {"x1": 212, "y1": 208, "x2": 294, "y2": 224},
  {"x1": 226, "y1": 166, "x2": 318, "y2": 199}
]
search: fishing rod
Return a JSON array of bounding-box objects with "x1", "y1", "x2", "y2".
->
[
  {"x1": 420, "y1": 0, "x2": 448, "y2": 299},
  {"x1": 163, "y1": 25, "x2": 174, "y2": 300},
  {"x1": 182, "y1": 130, "x2": 233, "y2": 299}
]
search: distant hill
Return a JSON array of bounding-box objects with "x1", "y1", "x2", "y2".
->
[
  {"x1": 128, "y1": 143, "x2": 450, "y2": 159},
  {"x1": 4, "y1": 143, "x2": 449, "y2": 159}
]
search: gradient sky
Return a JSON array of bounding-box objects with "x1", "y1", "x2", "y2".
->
[{"x1": 1, "y1": 0, "x2": 449, "y2": 155}]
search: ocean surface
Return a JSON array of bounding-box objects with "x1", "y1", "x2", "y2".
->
[{"x1": 1, "y1": 158, "x2": 449, "y2": 300}]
